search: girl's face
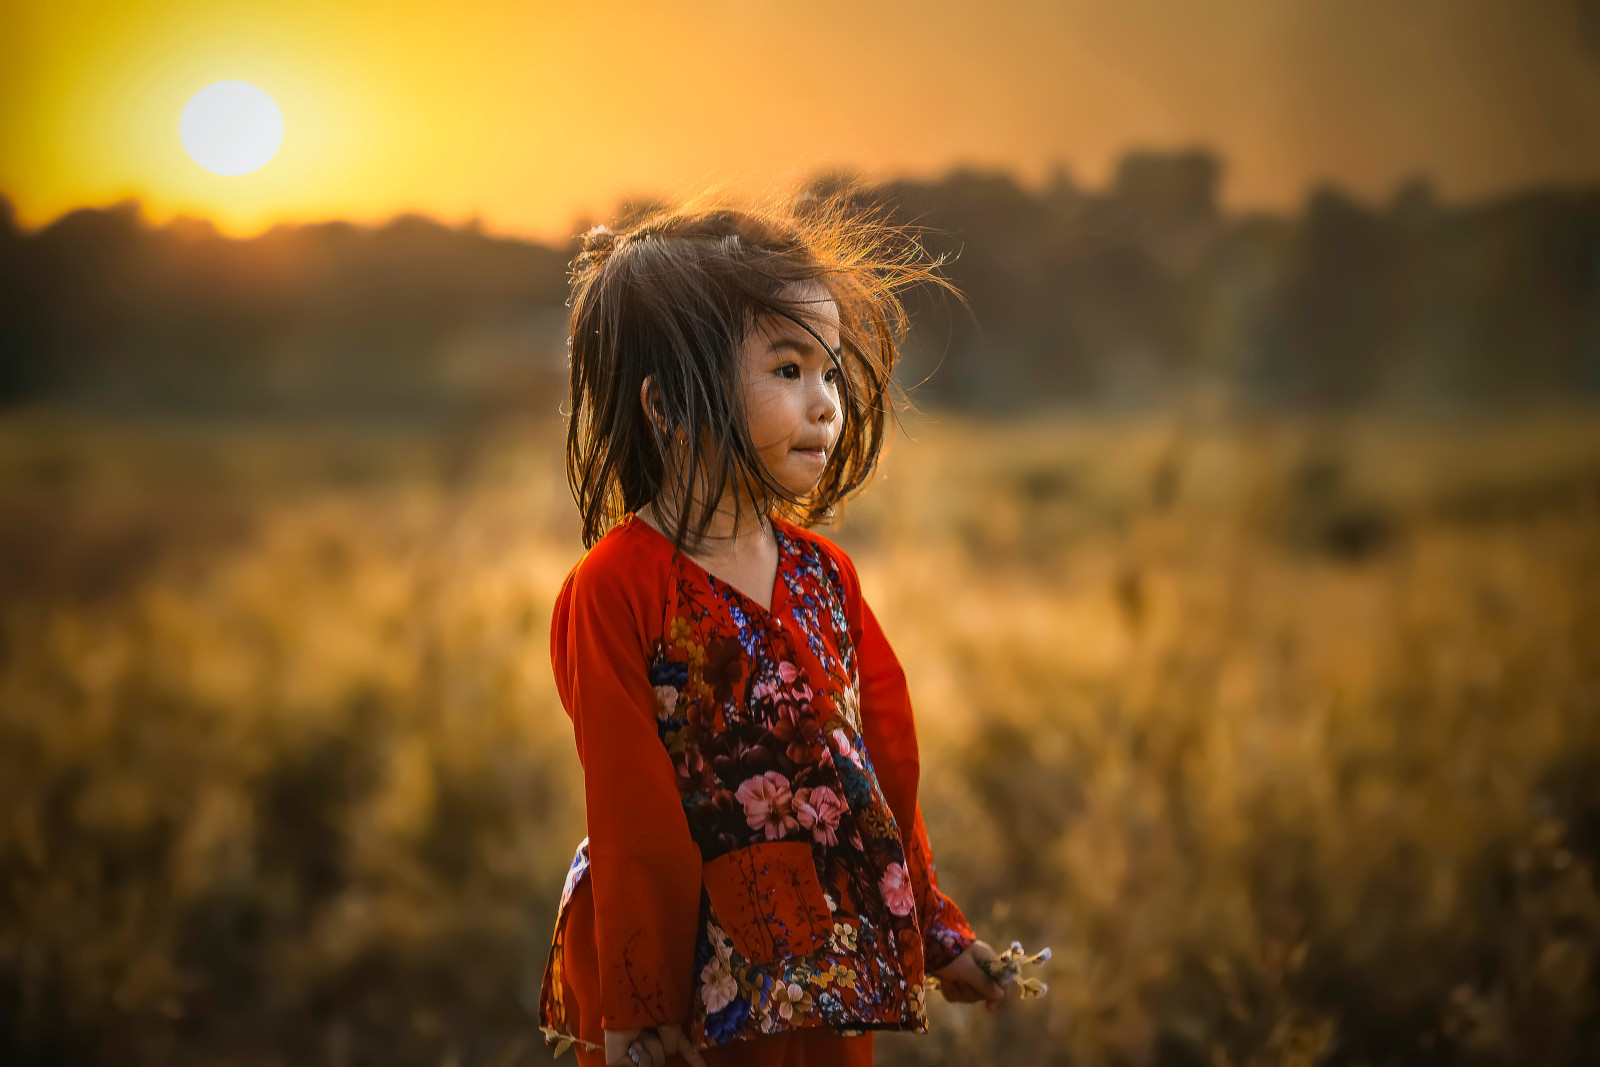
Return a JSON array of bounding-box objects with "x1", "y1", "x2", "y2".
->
[{"x1": 736, "y1": 280, "x2": 843, "y2": 501}]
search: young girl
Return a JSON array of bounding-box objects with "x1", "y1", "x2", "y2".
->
[{"x1": 537, "y1": 195, "x2": 1011, "y2": 1067}]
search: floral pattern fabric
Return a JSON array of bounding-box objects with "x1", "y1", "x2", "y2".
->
[{"x1": 538, "y1": 513, "x2": 976, "y2": 1051}]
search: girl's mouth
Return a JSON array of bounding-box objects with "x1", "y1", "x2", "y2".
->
[{"x1": 791, "y1": 447, "x2": 826, "y2": 461}]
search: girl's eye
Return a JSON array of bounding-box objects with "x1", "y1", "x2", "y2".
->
[{"x1": 775, "y1": 362, "x2": 841, "y2": 384}]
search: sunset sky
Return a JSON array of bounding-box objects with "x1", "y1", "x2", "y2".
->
[{"x1": 4, "y1": 0, "x2": 1599, "y2": 244}]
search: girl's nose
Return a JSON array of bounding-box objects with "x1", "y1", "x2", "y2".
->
[{"x1": 815, "y1": 395, "x2": 838, "y2": 425}]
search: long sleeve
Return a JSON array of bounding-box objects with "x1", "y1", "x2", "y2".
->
[
  {"x1": 833, "y1": 550, "x2": 979, "y2": 977},
  {"x1": 550, "y1": 558, "x2": 703, "y2": 1031}
]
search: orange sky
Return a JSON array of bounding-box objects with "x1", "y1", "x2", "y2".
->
[{"x1": 4, "y1": 0, "x2": 1599, "y2": 244}]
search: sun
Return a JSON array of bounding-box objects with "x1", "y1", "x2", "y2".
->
[{"x1": 180, "y1": 81, "x2": 284, "y2": 176}]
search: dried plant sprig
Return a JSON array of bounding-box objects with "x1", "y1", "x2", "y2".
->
[
  {"x1": 927, "y1": 940, "x2": 1051, "y2": 999},
  {"x1": 540, "y1": 1025, "x2": 603, "y2": 1058}
]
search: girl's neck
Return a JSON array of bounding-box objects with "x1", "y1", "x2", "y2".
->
[{"x1": 639, "y1": 495, "x2": 772, "y2": 560}]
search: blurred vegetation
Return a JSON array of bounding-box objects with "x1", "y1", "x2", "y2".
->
[
  {"x1": 2, "y1": 402, "x2": 1598, "y2": 1066},
  {"x1": 4, "y1": 153, "x2": 1600, "y2": 418},
  {"x1": 4, "y1": 147, "x2": 1600, "y2": 1066}
]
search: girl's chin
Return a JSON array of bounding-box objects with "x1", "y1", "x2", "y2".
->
[
  {"x1": 776, "y1": 479, "x2": 823, "y2": 499},
  {"x1": 757, "y1": 449, "x2": 828, "y2": 498},
  {"x1": 774, "y1": 468, "x2": 824, "y2": 498}
]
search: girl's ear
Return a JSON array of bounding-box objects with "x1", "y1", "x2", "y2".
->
[
  {"x1": 639, "y1": 374, "x2": 673, "y2": 440},
  {"x1": 640, "y1": 375, "x2": 661, "y2": 432}
]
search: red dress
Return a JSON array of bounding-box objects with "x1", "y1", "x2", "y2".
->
[{"x1": 538, "y1": 512, "x2": 976, "y2": 1062}]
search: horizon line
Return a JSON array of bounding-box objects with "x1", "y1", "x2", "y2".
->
[{"x1": 6, "y1": 161, "x2": 1598, "y2": 248}]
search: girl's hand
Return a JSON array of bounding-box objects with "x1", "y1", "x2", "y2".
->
[
  {"x1": 930, "y1": 940, "x2": 1011, "y2": 1011},
  {"x1": 602, "y1": 1024, "x2": 708, "y2": 1067}
]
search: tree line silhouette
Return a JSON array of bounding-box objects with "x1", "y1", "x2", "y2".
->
[{"x1": 3, "y1": 150, "x2": 1598, "y2": 417}]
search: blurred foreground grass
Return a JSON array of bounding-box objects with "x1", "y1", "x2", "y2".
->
[{"x1": 2, "y1": 404, "x2": 1598, "y2": 1067}]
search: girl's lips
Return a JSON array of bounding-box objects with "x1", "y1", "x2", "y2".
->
[{"x1": 791, "y1": 447, "x2": 826, "y2": 460}]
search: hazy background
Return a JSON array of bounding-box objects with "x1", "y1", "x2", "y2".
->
[
  {"x1": 8, "y1": 0, "x2": 1600, "y2": 239},
  {"x1": 4, "y1": 1, "x2": 1600, "y2": 1065}
]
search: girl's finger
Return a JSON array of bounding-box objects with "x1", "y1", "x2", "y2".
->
[
  {"x1": 943, "y1": 979, "x2": 979, "y2": 1003},
  {"x1": 640, "y1": 1031, "x2": 667, "y2": 1067},
  {"x1": 662, "y1": 1025, "x2": 709, "y2": 1067},
  {"x1": 605, "y1": 1029, "x2": 642, "y2": 1066}
]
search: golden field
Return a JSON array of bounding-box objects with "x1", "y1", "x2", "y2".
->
[{"x1": 2, "y1": 403, "x2": 1598, "y2": 1066}]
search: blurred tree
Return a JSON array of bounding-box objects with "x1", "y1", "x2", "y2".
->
[{"x1": 2, "y1": 155, "x2": 1597, "y2": 418}]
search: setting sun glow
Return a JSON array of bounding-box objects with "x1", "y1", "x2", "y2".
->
[
  {"x1": 180, "y1": 81, "x2": 282, "y2": 175},
  {"x1": 2, "y1": 0, "x2": 1596, "y2": 242}
]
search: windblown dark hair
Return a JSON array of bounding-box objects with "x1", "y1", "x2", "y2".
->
[{"x1": 563, "y1": 185, "x2": 962, "y2": 551}]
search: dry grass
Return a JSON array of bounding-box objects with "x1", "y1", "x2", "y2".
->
[{"x1": 2, "y1": 403, "x2": 1598, "y2": 1066}]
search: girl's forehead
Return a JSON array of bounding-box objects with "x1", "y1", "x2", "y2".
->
[
  {"x1": 759, "y1": 280, "x2": 840, "y2": 339},
  {"x1": 752, "y1": 308, "x2": 840, "y2": 353},
  {"x1": 786, "y1": 277, "x2": 837, "y2": 313}
]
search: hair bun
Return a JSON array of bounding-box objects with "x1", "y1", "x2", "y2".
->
[
  {"x1": 581, "y1": 224, "x2": 619, "y2": 254},
  {"x1": 699, "y1": 211, "x2": 743, "y2": 238}
]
